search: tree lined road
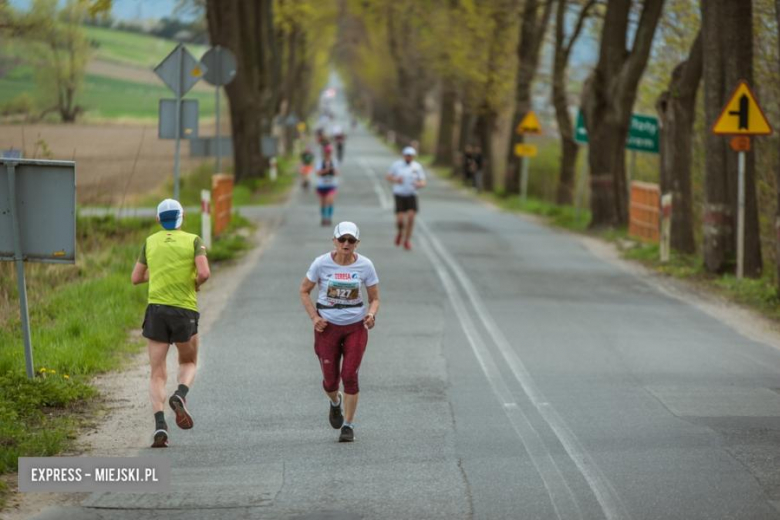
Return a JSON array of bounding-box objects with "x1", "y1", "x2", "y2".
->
[{"x1": 32, "y1": 108, "x2": 780, "y2": 519}]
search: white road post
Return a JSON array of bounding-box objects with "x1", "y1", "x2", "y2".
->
[
  {"x1": 660, "y1": 193, "x2": 672, "y2": 263},
  {"x1": 520, "y1": 156, "x2": 530, "y2": 202},
  {"x1": 201, "y1": 189, "x2": 212, "y2": 250},
  {"x1": 270, "y1": 157, "x2": 278, "y2": 182}
]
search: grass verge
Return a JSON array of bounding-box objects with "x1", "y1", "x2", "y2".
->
[
  {"x1": 425, "y1": 161, "x2": 592, "y2": 233},
  {"x1": 135, "y1": 156, "x2": 296, "y2": 208}
]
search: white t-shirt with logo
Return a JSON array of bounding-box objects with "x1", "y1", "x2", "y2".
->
[
  {"x1": 306, "y1": 252, "x2": 379, "y2": 326},
  {"x1": 316, "y1": 158, "x2": 339, "y2": 188},
  {"x1": 389, "y1": 159, "x2": 426, "y2": 196}
]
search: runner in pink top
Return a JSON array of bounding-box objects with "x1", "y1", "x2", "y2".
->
[{"x1": 299, "y1": 222, "x2": 380, "y2": 442}]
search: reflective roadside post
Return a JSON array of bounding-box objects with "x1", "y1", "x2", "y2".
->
[
  {"x1": 201, "y1": 189, "x2": 212, "y2": 250},
  {"x1": 660, "y1": 193, "x2": 672, "y2": 263}
]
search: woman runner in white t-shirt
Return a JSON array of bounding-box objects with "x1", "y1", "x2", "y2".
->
[{"x1": 299, "y1": 222, "x2": 380, "y2": 442}]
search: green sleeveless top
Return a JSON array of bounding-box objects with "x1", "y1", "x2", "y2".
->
[{"x1": 140, "y1": 230, "x2": 204, "y2": 312}]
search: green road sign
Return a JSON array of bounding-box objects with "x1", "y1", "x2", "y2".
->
[{"x1": 574, "y1": 111, "x2": 659, "y2": 154}]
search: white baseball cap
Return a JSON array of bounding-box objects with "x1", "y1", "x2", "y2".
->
[
  {"x1": 157, "y1": 198, "x2": 183, "y2": 230},
  {"x1": 402, "y1": 146, "x2": 417, "y2": 156},
  {"x1": 333, "y1": 221, "x2": 360, "y2": 240}
]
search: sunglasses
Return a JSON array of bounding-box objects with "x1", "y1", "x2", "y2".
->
[{"x1": 337, "y1": 236, "x2": 358, "y2": 244}]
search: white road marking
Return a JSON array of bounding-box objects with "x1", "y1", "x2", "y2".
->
[
  {"x1": 358, "y1": 159, "x2": 391, "y2": 210},
  {"x1": 418, "y1": 233, "x2": 582, "y2": 520},
  {"x1": 419, "y1": 219, "x2": 631, "y2": 520}
]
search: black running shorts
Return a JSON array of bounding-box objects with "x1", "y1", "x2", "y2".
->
[
  {"x1": 394, "y1": 194, "x2": 418, "y2": 213},
  {"x1": 142, "y1": 304, "x2": 199, "y2": 344}
]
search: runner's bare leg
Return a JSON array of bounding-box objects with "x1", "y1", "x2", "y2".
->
[
  {"x1": 175, "y1": 334, "x2": 198, "y2": 388},
  {"x1": 148, "y1": 340, "x2": 170, "y2": 413}
]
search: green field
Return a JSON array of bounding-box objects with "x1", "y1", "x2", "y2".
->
[
  {"x1": 0, "y1": 69, "x2": 222, "y2": 120},
  {"x1": 84, "y1": 26, "x2": 209, "y2": 68}
]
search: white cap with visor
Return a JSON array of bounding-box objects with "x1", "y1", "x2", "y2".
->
[{"x1": 333, "y1": 221, "x2": 360, "y2": 240}]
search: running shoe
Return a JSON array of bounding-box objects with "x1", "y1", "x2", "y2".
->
[
  {"x1": 339, "y1": 425, "x2": 355, "y2": 443},
  {"x1": 169, "y1": 394, "x2": 194, "y2": 430},
  {"x1": 394, "y1": 233, "x2": 402, "y2": 246},
  {"x1": 151, "y1": 429, "x2": 168, "y2": 448},
  {"x1": 329, "y1": 392, "x2": 344, "y2": 429},
  {"x1": 404, "y1": 240, "x2": 412, "y2": 251}
]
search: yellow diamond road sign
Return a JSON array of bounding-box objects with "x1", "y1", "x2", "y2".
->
[
  {"x1": 516, "y1": 111, "x2": 542, "y2": 135},
  {"x1": 712, "y1": 81, "x2": 772, "y2": 136}
]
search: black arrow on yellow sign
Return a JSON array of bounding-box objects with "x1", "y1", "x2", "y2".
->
[{"x1": 728, "y1": 95, "x2": 749, "y2": 130}]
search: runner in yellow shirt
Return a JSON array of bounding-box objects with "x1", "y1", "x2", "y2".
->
[{"x1": 131, "y1": 199, "x2": 210, "y2": 448}]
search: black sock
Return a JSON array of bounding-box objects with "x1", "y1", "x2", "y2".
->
[
  {"x1": 154, "y1": 411, "x2": 167, "y2": 430},
  {"x1": 175, "y1": 384, "x2": 189, "y2": 398}
]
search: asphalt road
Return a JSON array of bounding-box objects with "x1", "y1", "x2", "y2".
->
[{"x1": 31, "y1": 100, "x2": 780, "y2": 519}]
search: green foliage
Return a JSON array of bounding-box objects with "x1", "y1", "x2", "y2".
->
[
  {"x1": 636, "y1": 0, "x2": 701, "y2": 113},
  {"x1": 0, "y1": 372, "x2": 96, "y2": 474},
  {"x1": 496, "y1": 195, "x2": 592, "y2": 232},
  {"x1": 714, "y1": 275, "x2": 780, "y2": 318},
  {"x1": 0, "y1": 92, "x2": 35, "y2": 116},
  {"x1": 22, "y1": 0, "x2": 92, "y2": 121}
]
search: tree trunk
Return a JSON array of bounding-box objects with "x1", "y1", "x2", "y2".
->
[
  {"x1": 281, "y1": 24, "x2": 299, "y2": 154},
  {"x1": 476, "y1": 110, "x2": 495, "y2": 193},
  {"x1": 582, "y1": 0, "x2": 665, "y2": 228},
  {"x1": 457, "y1": 108, "x2": 475, "y2": 178},
  {"x1": 776, "y1": 0, "x2": 780, "y2": 291},
  {"x1": 551, "y1": 0, "x2": 593, "y2": 206},
  {"x1": 506, "y1": 0, "x2": 553, "y2": 196},
  {"x1": 702, "y1": 0, "x2": 761, "y2": 275},
  {"x1": 434, "y1": 80, "x2": 457, "y2": 166},
  {"x1": 206, "y1": 0, "x2": 275, "y2": 182},
  {"x1": 386, "y1": 5, "x2": 426, "y2": 143},
  {"x1": 655, "y1": 32, "x2": 702, "y2": 255}
]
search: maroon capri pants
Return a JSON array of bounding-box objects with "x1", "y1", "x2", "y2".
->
[{"x1": 314, "y1": 319, "x2": 368, "y2": 395}]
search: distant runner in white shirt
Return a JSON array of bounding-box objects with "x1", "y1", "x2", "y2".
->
[
  {"x1": 299, "y1": 222, "x2": 380, "y2": 443},
  {"x1": 386, "y1": 146, "x2": 426, "y2": 251}
]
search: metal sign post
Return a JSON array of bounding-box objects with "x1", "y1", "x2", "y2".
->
[
  {"x1": 201, "y1": 45, "x2": 237, "y2": 175},
  {"x1": 174, "y1": 56, "x2": 182, "y2": 200},
  {"x1": 155, "y1": 44, "x2": 206, "y2": 201},
  {"x1": 737, "y1": 150, "x2": 745, "y2": 279},
  {"x1": 521, "y1": 157, "x2": 530, "y2": 202},
  {"x1": 514, "y1": 144, "x2": 538, "y2": 202},
  {"x1": 214, "y1": 46, "x2": 221, "y2": 174},
  {"x1": 515, "y1": 112, "x2": 542, "y2": 202},
  {"x1": 6, "y1": 161, "x2": 34, "y2": 378},
  {"x1": 1, "y1": 158, "x2": 76, "y2": 378}
]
